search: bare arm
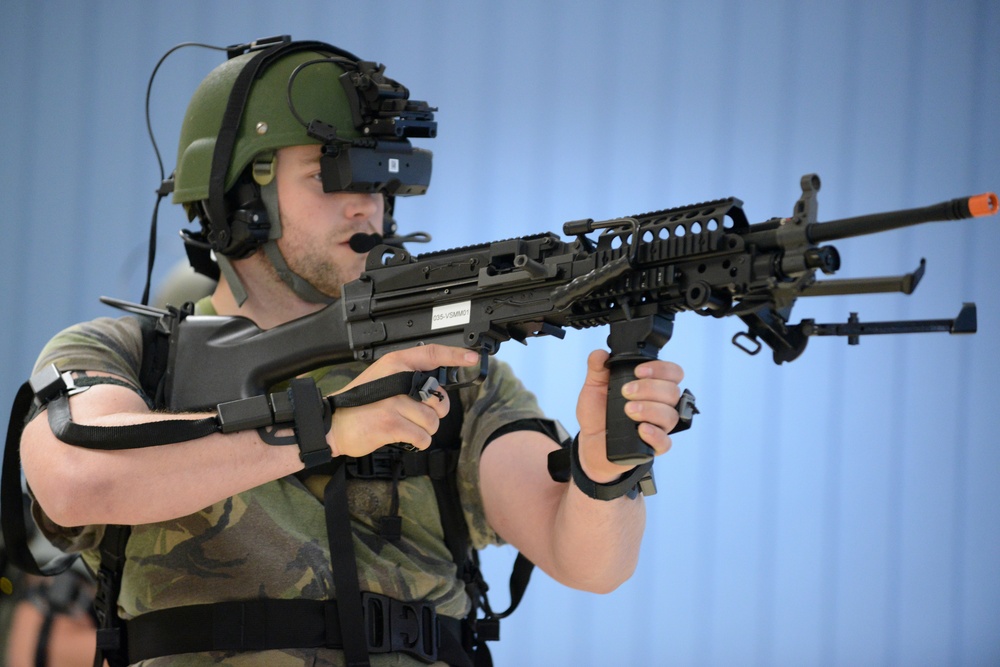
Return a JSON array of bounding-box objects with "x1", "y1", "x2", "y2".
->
[
  {"x1": 22, "y1": 345, "x2": 481, "y2": 528},
  {"x1": 21, "y1": 381, "x2": 304, "y2": 527},
  {"x1": 479, "y1": 350, "x2": 682, "y2": 593}
]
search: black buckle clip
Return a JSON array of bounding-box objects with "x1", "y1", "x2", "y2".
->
[
  {"x1": 346, "y1": 449, "x2": 402, "y2": 479},
  {"x1": 362, "y1": 592, "x2": 439, "y2": 663},
  {"x1": 29, "y1": 364, "x2": 88, "y2": 405}
]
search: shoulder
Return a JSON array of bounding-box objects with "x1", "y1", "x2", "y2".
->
[{"x1": 33, "y1": 315, "x2": 145, "y2": 385}]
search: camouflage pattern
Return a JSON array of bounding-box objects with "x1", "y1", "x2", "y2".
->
[{"x1": 27, "y1": 298, "x2": 548, "y2": 666}]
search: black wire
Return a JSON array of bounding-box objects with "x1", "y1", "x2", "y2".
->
[
  {"x1": 145, "y1": 41, "x2": 229, "y2": 182},
  {"x1": 141, "y1": 41, "x2": 229, "y2": 305},
  {"x1": 285, "y1": 57, "x2": 357, "y2": 130}
]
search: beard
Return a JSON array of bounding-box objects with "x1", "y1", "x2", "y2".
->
[
  {"x1": 258, "y1": 227, "x2": 370, "y2": 301},
  {"x1": 263, "y1": 183, "x2": 383, "y2": 301},
  {"x1": 284, "y1": 249, "x2": 352, "y2": 298}
]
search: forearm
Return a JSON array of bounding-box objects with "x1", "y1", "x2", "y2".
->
[
  {"x1": 21, "y1": 390, "x2": 304, "y2": 527},
  {"x1": 480, "y1": 431, "x2": 646, "y2": 594},
  {"x1": 548, "y1": 478, "x2": 646, "y2": 593},
  {"x1": 22, "y1": 344, "x2": 474, "y2": 528},
  {"x1": 532, "y1": 349, "x2": 679, "y2": 591}
]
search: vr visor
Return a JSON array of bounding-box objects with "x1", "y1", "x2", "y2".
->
[{"x1": 319, "y1": 140, "x2": 432, "y2": 196}]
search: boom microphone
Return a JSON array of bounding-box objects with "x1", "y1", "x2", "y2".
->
[{"x1": 348, "y1": 232, "x2": 384, "y2": 254}]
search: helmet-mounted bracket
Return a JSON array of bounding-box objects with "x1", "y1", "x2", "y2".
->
[
  {"x1": 339, "y1": 61, "x2": 437, "y2": 140},
  {"x1": 207, "y1": 171, "x2": 271, "y2": 259},
  {"x1": 225, "y1": 34, "x2": 293, "y2": 60},
  {"x1": 252, "y1": 155, "x2": 275, "y2": 187}
]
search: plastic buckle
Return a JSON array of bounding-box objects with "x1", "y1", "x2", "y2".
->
[
  {"x1": 29, "y1": 364, "x2": 88, "y2": 404},
  {"x1": 346, "y1": 449, "x2": 402, "y2": 479},
  {"x1": 362, "y1": 592, "x2": 438, "y2": 663},
  {"x1": 476, "y1": 616, "x2": 501, "y2": 642}
]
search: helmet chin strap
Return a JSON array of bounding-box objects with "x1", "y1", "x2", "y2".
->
[
  {"x1": 258, "y1": 178, "x2": 337, "y2": 305},
  {"x1": 217, "y1": 255, "x2": 251, "y2": 307}
]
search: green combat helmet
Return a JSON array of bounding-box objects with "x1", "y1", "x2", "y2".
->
[{"x1": 169, "y1": 36, "x2": 435, "y2": 304}]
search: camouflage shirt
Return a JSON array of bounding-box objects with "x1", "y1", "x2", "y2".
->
[{"x1": 29, "y1": 298, "x2": 548, "y2": 666}]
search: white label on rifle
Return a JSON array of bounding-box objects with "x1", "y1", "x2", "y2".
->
[{"x1": 431, "y1": 301, "x2": 471, "y2": 330}]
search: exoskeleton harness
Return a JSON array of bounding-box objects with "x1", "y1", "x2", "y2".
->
[{"x1": 2, "y1": 303, "x2": 588, "y2": 667}]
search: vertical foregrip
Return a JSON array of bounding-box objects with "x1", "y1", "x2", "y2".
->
[
  {"x1": 605, "y1": 356, "x2": 655, "y2": 465},
  {"x1": 603, "y1": 314, "x2": 675, "y2": 466}
]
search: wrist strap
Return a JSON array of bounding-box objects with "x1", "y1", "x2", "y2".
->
[
  {"x1": 215, "y1": 377, "x2": 332, "y2": 468},
  {"x1": 549, "y1": 434, "x2": 656, "y2": 500},
  {"x1": 288, "y1": 378, "x2": 333, "y2": 468}
]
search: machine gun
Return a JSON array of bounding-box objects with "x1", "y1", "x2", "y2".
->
[{"x1": 153, "y1": 174, "x2": 996, "y2": 466}]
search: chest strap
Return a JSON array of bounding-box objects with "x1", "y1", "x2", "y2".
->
[
  {"x1": 301, "y1": 447, "x2": 459, "y2": 481},
  {"x1": 124, "y1": 595, "x2": 469, "y2": 666}
]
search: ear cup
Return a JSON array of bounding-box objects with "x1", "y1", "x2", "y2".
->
[
  {"x1": 207, "y1": 172, "x2": 271, "y2": 258},
  {"x1": 218, "y1": 205, "x2": 270, "y2": 258}
]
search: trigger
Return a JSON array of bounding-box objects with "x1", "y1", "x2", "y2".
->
[
  {"x1": 410, "y1": 371, "x2": 445, "y2": 402},
  {"x1": 419, "y1": 376, "x2": 444, "y2": 402}
]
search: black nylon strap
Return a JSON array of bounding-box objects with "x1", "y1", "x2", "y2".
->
[
  {"x1": 328, "y1": 371, "x2": 418, "y2": 409},
  {"x1": 35, "y1": 610, "x2": 54, "y2": 667},
  {"x1": 205, "y1": 42, "x2": 279, "y2": 245},
  {"x1": 324, "y1": 462, "x2": 369, "y2": 667},
  {"x1": 495, "y1": 553, "x2": 534, "y2": 620},
  {"x1": 93, "y1": 525, "x2": 132, "y2": 667},
  {"x1": 46, "y1": 394, "x2": 218, "y2": 450},
  {"x1": 125, "y1": 598, "x2": 466, "y2": 663},
  {"x1": 289, "y1": 378, "x2": 332, "y2": 468},
  {"x1": 127, "y1": 599, "x2": 340, "y2": 659},
  {"x1": 1, "y1": 382, "x2": 77, "y2": 576},
  {"x1": 568, "y1": 434, "x2": 652, "y2": 501}
]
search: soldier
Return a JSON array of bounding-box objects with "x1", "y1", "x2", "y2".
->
[{"x1": 17, "y1": 37, "x2": 685, "y2": 666}]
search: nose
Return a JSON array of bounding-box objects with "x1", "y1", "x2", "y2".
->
[{"x1": 343, "y1": 192, "x2": 380, "y2": 220}]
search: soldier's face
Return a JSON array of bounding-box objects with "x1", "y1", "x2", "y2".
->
[{"x1": 273, "y1": 144, "x2": 383, "y2": 298}]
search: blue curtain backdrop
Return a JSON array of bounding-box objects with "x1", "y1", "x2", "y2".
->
[{"x1": 1, "y1": 1, "x2": 997, "y2": 665}]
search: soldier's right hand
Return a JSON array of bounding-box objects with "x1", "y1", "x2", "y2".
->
[{"x1": 327, "y1": 345, "x2": 481, "y2": 458}]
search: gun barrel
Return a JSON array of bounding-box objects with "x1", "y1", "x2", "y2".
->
[{"x1": 807, "y1": 193, "x2": 997, "y2": 244}]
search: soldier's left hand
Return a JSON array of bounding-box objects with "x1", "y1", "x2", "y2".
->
[{"x1": 575, "y1": 350, "x2": 684, "y2": 483}]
